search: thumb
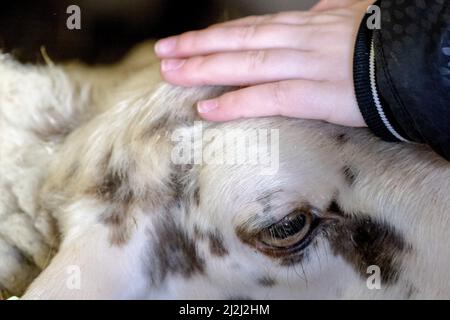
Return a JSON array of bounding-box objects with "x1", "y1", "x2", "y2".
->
[{"x1": 310, "y1": 0, "x2": 361, "y2": 11}]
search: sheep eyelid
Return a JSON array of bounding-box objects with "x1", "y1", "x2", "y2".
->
[{"x1": 259, "y1": 210, "x2": 317, "y2": 249}]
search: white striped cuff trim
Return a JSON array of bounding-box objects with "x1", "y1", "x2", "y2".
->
[{"x1": 369, "y1": 37, "x2": 411, "y2": 143}]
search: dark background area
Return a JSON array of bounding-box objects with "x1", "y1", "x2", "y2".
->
[{"x1": 0, "y1": 0, "x2": 316, "y2": 64}]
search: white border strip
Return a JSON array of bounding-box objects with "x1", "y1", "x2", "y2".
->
[{"x1": 369, "y1": 38, "x2": 411, "y2": 143}]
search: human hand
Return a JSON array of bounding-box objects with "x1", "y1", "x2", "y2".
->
[{"x1": 155, "y1": 0, "x2": 374, "y2": 126}]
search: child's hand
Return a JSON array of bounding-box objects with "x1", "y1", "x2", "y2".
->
[{"x1": 155, "y1": 0, "x2": 373, "y2": 127}]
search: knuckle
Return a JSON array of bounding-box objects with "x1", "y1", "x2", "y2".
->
[
  {"x1": 236, "y1": 25, "x2": 258, "y2": 44},
  {"x1": 270, "y1": 82, "x2": 289, "y2": 112},
  {"x1": 273, "y1": 11, "x2": 296, "y2": 23},
  {"x1": 298, "y1": 13, "x2": 315, "y2": 24},
  {"x1": 248, "y1": 15, "x2": 262, "y2": 24},
  {"x1": 246, "y1": 50, "x2": 268, "y2": 72},
  {"x1": 261, "y1": 13, "x2": 276, "y2": 23}
]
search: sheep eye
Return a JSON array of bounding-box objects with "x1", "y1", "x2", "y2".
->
[{"x1": 259, "y1": 209, "x2": 314, "y2": 249}]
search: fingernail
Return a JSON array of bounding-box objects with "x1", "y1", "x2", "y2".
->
[
  {"x1": 197, "y1": 99, "x2": 219, "y2": 113},
  {"x1": 161, "y1": 59, "x2": 186, "y2": 72},
  {"x1": 155, "y1": 37, "x2": 177, "y2": 55}
]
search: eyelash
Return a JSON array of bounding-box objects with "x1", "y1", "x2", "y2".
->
[{"x1": 257, "y1": 210, "x2": 326, "y2": 255}]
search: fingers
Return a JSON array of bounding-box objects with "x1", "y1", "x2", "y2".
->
[
  {"x1": 155, "y1": 24, "x2": 324, "y2": 58},
  {"x1": 161, "y1": 49, "x2": 330, "y2": 87},
  {"x1": 197, "y1": 80, "x2": 364, "y2": 126},
  {"x1": 153, "y1": 6, "x2": 368, "y2": 127},
  {"x1": 196, "y1": 80, "x2": 332, "y2": 122}
]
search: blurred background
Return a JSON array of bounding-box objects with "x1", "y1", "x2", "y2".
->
[{"x1": 0, "y1": 0, "x2": 317, "y2": 64}]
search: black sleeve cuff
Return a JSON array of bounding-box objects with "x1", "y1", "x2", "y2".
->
[{"x1": 353, "y1": 7, "x2": 412, "y2": 143}]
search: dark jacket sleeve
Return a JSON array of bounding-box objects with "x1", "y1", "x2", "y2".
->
[{"x1": 353, "y1": 0, "x2": 450, "y2": 160}]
